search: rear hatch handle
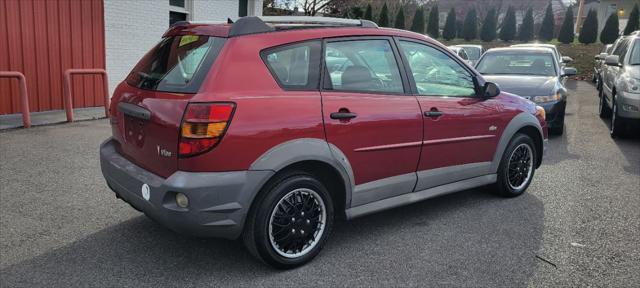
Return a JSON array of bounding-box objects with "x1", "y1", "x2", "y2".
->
[{"x1": 118, "y1": 102, "x2": 151, "y2": 121}]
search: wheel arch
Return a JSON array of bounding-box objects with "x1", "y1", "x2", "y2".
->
[{"x1": 491, "y1": 112, "x2": 544, "y2": 172}]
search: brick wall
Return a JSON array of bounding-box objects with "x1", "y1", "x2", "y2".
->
[{"x1": 103, "y1": 0, "x2": 263, "y2": 95}]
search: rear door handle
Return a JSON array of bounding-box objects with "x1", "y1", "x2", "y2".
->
[
  {"x1": 330, "y1": 112, "x2": 357, "y2": 120},
  {"x1": 424, "y1": 111, "x2": 443, "y2": 117}
]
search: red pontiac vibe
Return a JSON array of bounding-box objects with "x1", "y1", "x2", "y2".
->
[{"x1": 100, "y1": 16, "x2": 548, "y2": 269}]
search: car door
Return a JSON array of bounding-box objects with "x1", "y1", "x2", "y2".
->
[
  {"x1": 321, "y1": 37, "x2": 423, "y2": 207},
  {"x1": 604, "y1": 39, "x2": 630, "y2": 102},
  {"x1": 396, "y1": 39, "x2": 505, "y2": 191}
]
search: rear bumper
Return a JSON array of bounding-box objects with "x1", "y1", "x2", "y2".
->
[
  {"x1": 616, "y1": 91, "x2": 640, "y2": 119},
  {"x1": 99, "y1": 138, "x2": 273, "y2": 239}
]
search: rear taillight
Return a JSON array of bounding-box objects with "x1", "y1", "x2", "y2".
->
[{"x1": 179, "y1": 102, "x2": 235, "y2": 157}]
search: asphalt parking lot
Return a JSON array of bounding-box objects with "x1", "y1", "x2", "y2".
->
[{"x1": 1, "y1": 80, "x2": 638, "y2": 287}]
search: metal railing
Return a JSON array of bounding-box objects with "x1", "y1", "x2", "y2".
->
[
  {"x1": 63, "y1": 69, "x2": 110, "y2": 122},
  {"x1": 0, "y1": 71, "x2": 31, "y2": 128}
]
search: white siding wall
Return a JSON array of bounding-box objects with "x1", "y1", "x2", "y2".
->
[{"x1": 104, "y1": 0, "x2": 263, "y2": 95}]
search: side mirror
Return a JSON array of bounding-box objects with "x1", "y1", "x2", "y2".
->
[
  {"x1": 605, "y1": 55, "x2": 621, "y2": 66},
  {"x1": 598, "y1": 52, "x2": 608, "y2": 60},
  {"x1": 562, "y1": 67, "x2": 577, "y2": 77},
  {"x1": 562, "y1": 56, "x2": 573, "y2": 63},
  {"x1": 482, "y1": 82, "x2": 501, "y2": 98}
]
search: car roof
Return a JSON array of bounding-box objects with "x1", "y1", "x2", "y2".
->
[
  {"x1": 453, "y1": 44, "x2": 482, "y2": 49},
  {"x1": 511, "y1": 43, "x2": 557, "y2": 49}
]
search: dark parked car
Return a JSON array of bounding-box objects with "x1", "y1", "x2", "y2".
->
[
  {"x1": 100, "y1": 16, "x2": 547, "y2": 268},
  {"x1": 594, "y1": 44, "x2": 614, "y2": 85},
  {"x1": 476, "y1": 47, "x2": 576, "y2": 135},
  {"x1": 600, "y1": 33, "x2": 640, "y2": 137}
]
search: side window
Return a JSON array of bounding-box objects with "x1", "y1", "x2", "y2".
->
[
  {"x1": 613, "y1": 39, "x2": 629, "y2": 57},
  {"x1": 399, "y1": 41, "x2": 476, "y2": 97},
  {"x1": 262, "y1": 41, "x2": 320, "y2": 90},
  {"x1": 324, "y1": 39, "x2": 404, "y2": 93}
]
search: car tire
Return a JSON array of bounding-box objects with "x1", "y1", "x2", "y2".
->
[
  {"x1": 610, "y1": 96, "x2": 625, "y2": 138},
  {"x1": 493, "y1": 133, "x2": 537, "y2": 198},
  {"x1": 242, "y1": 170, "x2": 334, "y2": 269},
  {"x1": 550, "y1": 124, "x2": 564, "y2": 135},
  {"x1": 599, "y1": 89, "x2": 611, "y2": 118}
]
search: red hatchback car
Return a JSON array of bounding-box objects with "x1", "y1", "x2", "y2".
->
[{"x1": 100, "y1": 16, "x2": 547, "y2": 268}]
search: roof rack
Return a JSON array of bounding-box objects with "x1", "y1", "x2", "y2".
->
[{"x1": 228, "y1": 16, "x2": 378, "y2": 37}]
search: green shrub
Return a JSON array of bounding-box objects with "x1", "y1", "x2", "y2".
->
[
  {"x1": 364, "y1": 3, "x2": 373, "y2": 21},
  {"x1": 499, "y1": 6, "x2": 516, "y2": 41},
  {"x1": 481, "y1": 8, "x2": 497, "y2": 42},
  {"x1": 624, "y1": 3, "x2": 639, "y2": 35},
  {"x1": 558, "y1": 6, "x2": 574, "y2": 44},
  {"x1": 538, "y1": 3, "x2": 555, "y2": 41},
  {"x1": 462, "y1": 9, "x2": 477, "y2": 41},
  {"x1": 410, "y1": 7, "x2": 425, "y2": 33},
  {"x1": 443, "y1": 8, "x2": 457, "y2": 40},
  {"x1": 378, "y1": 2, "x2": 389, "y2": 27},
  {"x1": 579, "y1": 9, "x2": 598, "y2": 44},
  {"x1": 394, "y1": 6, "x2": 405, "y2": 29},
  {"x1": 427, "y1": 5, "x2": 440, "y2": 38},
  {"x1": 600, "y1": 12, "x2": 619, "y2": 44},
  {"x1": 519, "y1": 8, "x2": 534, "y2": 42}
]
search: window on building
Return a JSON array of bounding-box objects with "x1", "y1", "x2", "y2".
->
[{"x1": 169, "y1": 0, "x2": 191, "y2": 25}]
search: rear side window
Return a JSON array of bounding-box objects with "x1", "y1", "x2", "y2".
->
[
  {"x1": 126, "y1": 35, "x2": 226, "y2": 93},
  {"x1": 261, "y1": 41, "x2": 321, "y2": 90},
  {"x1": 324, "y1": 39, "x2": 404, "y2": 94}
]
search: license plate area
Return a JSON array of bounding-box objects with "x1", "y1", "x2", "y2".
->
[{"x1": 124, "y1": 115, "x2": 146, "y2": 147}]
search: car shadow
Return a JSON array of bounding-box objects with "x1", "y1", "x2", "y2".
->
[
  {"x1": 1, "y1": 188, "x2": 545, "y2": 287},
  {"x1": 598, "y1": 117, "x2": 640, "y2": 176}
]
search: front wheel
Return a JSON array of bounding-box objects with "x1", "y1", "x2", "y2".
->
[
  {"x1": 494, "y1": 133, "x2": 537, "y2": 197},
  {"x1": 599, "y1": 90, "x2": 611, "y2": 118},
  {"x1": 610, "y1": 96, "x2": 625, "y2": 138},
  {"x1": 243, "y1": 171, "x2": 334, "y2": 269}
]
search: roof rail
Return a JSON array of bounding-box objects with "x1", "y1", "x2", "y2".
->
[{"x1": 228, "y1": 16, "x2": 378, "y2": 37}]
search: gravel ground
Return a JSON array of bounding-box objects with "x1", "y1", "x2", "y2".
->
[{"x1": 1, "y1": 81, "x2": 638, "y2": 287}]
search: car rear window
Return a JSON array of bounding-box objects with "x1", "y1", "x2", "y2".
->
[{"x1": 126, "y1": 35, "x2": 226, "y2": 93}]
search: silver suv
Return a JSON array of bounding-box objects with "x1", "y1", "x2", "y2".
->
[{"x1": 600, "y1": 33, "x2": 640, "y2": 137}]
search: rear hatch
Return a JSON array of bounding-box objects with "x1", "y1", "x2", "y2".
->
[{"x1": 110, "y1": 34, "x2": 226, "y2": 178}]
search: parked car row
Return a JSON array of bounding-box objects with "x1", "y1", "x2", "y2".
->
[
  {"x1": 450, "y1": 42, "x2": 576, "y2": 135},
  {"x1": 594, "y1": 31, "x2": 640, "y2": 138},
  {"x1": 101, "y1": 16, "x2": 549, "y2": 268}
]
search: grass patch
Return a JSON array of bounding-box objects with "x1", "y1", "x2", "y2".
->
[{"x1": 439, "y1": 40, "x2": 603, "y2": 79}]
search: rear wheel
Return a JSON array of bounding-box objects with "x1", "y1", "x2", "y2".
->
[
  {"x1": 494, "y1": 133, "x2": 536, "y2": 197},
  {"x1": 243, "y1": 171, "x2": 334, "y2": 269}
]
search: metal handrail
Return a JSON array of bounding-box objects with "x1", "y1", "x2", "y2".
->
[
  {"x1": 0, "y1": 71, "x2": 31, "y2": 128},
  {"x1": 63, "y1": 69, "x2": 110, "y2": 122}
]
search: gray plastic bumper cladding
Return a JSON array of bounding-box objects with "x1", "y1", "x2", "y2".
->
[{"x1": 100, "y1": 138, "x2": 274, "y2": 239}]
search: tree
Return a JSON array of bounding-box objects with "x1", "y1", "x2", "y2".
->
[
  {"x1": 600, "y1": 12, "x2": 619, "y2": 44},
  {"x1": 443, "y1": 8, "x2": 457, "y2": 40},
  {"x1": 301, "y1": 0, "x2": 337, "y2": 16},
  {"x1": 624, "y1": 3, "x2": 639, "y2": 35},
  {"x1": 364, "y1": 3, "x2": 373, "y2": 21},
  {"x1": 394, "y1": 6, "x2": 405, "y2": 29},
  {"x1": 538, "y1": 2, "x2": 555, "y2": 41},
  {"x1": 378, "y1": 2, "x2": 389, "y2": 27},
  {"x1": 410, "y1": 7, "x2": 425, "y2": 33},
  {"x1": 579, "y1": 9, "x2": 598, "y2": 44},
  {"x1": 519, "y1": 8, "x2": 534, "y2": 42},
  {"x1": 462, "y1": 8, "x2": 477, "y2": 41},
  {"x1": 558, "y1": 6, "x2": 575, "y2": 44},
  {"x1": 480, "y1": 8, "x2": 497, "y2": 41},
  {"x1": 456, "y1": 20, "x2": 464, "y2": 38},
  {"x1": 499, "y1": 6, "x2": 516, "y2": 41},
  {"x1": 427, "y1": 5, "x2": 440, "y2": 38}
]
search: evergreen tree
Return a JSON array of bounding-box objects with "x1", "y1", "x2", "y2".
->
[
  {"x1": 601, "y1": 12, "x2": 619, "y2": 44},
  {"x1": 410, "y1": 7, "x2": 425, "y2": 33},
  {"x1": 538, "y1": 2, "x2": 555, "y2": 41},
  {"x1": 394, "y1": 6, "x2": 406, "y2": 29},
  {"x1": 579, "y1": 9, "x2": 598, "y2": 44},
  {"x1": 624, "y1": 3, "x2": 639, "y2": 35},
  {"x1": 364, "y1": 3, "x2": 373, "y2": 21},
  {"x1": 456, "y1": 20, "x2": 464, "y2": 38},
  {"x1": 481, "y1": 8, "x2": 497, "y2": 41},
  {"x1": 558, "y1": 6, "x2": 575, "y2": 44},
  {"x1": 350, "y1": 7, "x2": 364, "y2": 19},
  {"x1": 378, "y1": 2, "x2": 389, "y2": 27},
  {"x1": 427, "y1": 5, "x2": 440, "y2": 38},
  {"x1": 499, "y1": 6, "x2": 516, "y2": 41},
  {"x1": 443, "y1": 8, "x2": 457, "y2": 40},
  {"x1": 519, "y1": 8, "x2": 535, "y2": 42},
  {"x1": 462, "y1": 9, "x2": 478, "y2": 41}
]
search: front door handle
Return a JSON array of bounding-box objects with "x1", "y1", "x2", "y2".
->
[
  {"x1": 424, "y1": 110, "x2": 443, "y2": 117},
  {"x1": 330, "y1": 111, "x2": 357, "y2": 120}
]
